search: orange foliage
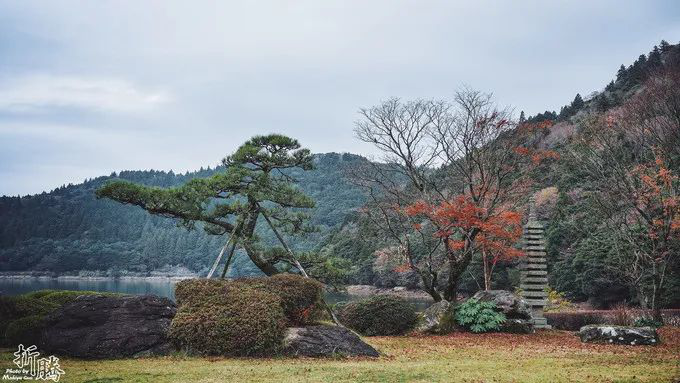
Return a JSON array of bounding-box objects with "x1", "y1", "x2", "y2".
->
[
  {"x1": 393, "y1": 264, "x2": 412, "y2": 273},
  {"x1": 630, "y1": 154, "x2": 680, "y2": 243},
  {"x1": 404, "y1": 195, "x2": 524, "y2": 257}
]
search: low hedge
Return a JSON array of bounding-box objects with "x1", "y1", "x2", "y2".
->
[
  {"x1": 546, "y1": 309, "x2": 680, "y2": 330},
  {"x1": 175, "y1": 274, "x2": 324, "y2": 326},
  {"x1": 169, "y1": 285, "x2": 286, "y2": 356},
  {"x1": 545, "y1": 312, "x2": 606, "y2": 330},
  {"x1": 336, "y1": 295, "x2": 418, "y2": 336}
]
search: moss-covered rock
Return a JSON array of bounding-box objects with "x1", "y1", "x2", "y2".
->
[
  {"x1": 5, "y1": 315, "x2": 45, "y2": 346},
  {"x1": 1, "y1": 290, "x2": 118, "y2": 346}
]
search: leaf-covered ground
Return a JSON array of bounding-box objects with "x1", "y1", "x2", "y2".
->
[{"x1": 1, "y1": 328, "x2": 678, "y2": 382}]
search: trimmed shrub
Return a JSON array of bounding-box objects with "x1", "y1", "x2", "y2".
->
[
  {"x1": 169, "y1": 285, "x2": 286, "y2": 356},
  {"x1": 175, "y1": 275, "x2": 324, "y2": 326},
  {"x1": 454, "y1": 298, "x2": 506, "y2": 333},
  {"x1": 6, "y1": 315, "x2": 44, "y2": 346},
  {"x1": 545, "y1": 312, "x2": 605, "y2": 330},
  {"x1": 235, "y1": 274, "x2": 324, "y2": 325},
  {"x1": 174, "y1": 279, "x2": 230, "y2": 307},
  {"x1": 336, "y1": 295, "x2": 418, "y2": 336}
]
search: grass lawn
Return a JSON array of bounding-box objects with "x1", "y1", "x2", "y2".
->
[{"x1": 2, "y1": 328, "x2": 678, "y2": 383}]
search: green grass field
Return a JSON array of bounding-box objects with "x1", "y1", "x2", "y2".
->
[{"x1": 2, "y1": 328, "x2": 678, "y2": 383}]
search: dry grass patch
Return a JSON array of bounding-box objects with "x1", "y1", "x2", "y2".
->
[{"x1": 1, "y1": 328, "x2": 678, "y2": 382}]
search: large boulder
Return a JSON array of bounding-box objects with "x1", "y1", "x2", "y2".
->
[
  {"x1": 471, "y1": 290, "x2": 532, "y2": 320},
  {"x1": 282, "y1": 325, "x2": 379, "y2": 357},
  {"x1": 416, "y1": 300, "x2": 461, "y2": 334},
  {"x1": 42, "y1": 295, "x2": 177, "y2": 359},
  {"x1": 578, "y1": 325, "x2": 659, "y2": 346}
]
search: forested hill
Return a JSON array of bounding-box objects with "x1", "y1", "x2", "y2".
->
[
  {"x1": 318, "y1": 40, "x2": 680, "y2": 307},
  {"x1": 0, "y1": 153, "x2": 368, "y2": 276}
]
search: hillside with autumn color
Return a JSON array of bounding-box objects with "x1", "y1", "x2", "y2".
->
[{"x1": 1, "y1": 41, "x2": 679, "y2": 311}]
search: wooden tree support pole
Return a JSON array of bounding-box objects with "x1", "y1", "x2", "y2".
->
[
  {"x1": 259, "y1": 208, "x2": 341, "y2": 325},
  {"x1": 259, "y1": 210, "x2": 308, "y2": 278},
  {"x1": 207, "y1": 220, "x2": 240, "y2": 279},
  {"x1": 220, "y1": 240, "x2": 238, "y2": 279}
]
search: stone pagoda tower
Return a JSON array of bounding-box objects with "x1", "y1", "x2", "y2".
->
[{"x1": 520, "y1": 197, "x2": 551, "y2": 329}]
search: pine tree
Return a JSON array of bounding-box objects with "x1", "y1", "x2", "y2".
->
[
  {"x1": 617, "y1": 64, "x2": 627, "y2": 82},
  {"x1": 96, "y1": 134, "x2": 320, "y2": 277},
  {"x1": 571, "y1": 93, "x2": 584, "y2": 111},
  {"x1": 660, "y1": 39, "x2": 671, "y2": 53}
]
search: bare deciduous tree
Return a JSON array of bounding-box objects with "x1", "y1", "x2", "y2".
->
[{"x1": 352, "y1": 90, "x2": 550, "y2": 302}]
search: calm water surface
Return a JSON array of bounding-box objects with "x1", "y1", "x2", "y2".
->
[{"x1": 0, "y1": 277, "x2": 431, "y2": 310}]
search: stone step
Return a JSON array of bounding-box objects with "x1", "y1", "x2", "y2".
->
[
  {"x1": 525, "y1": 264, "x2": 547, "y2": 269},
  {"x1": 520, "y1": 284, "x2": 548, "y2": 290},
  {"x1": 524, "y1": 250, "x2": 548, "y2": 258},
  {"x1": 521, "y1": 270, "x2": 548, "y2": 276},
  {"x1": 526, "y1": 250, "x2": 547, "y2": 255},
  {"x1": 526, "y1": 257, "x2": 547, "y2": 262},
  {"x1": 532, "y1": 318, "x2": 548, "y2": 325},
  {"x1": 523, "y1": 240, "x2": 546, "y2": 244},
  {"x1": 526, "y1": 261, "x2": 547, "y2": 266},
  {"x1": 521, "y1": 277, "x2": 548, "y2": 283},
  {"x1": 524, "y1": 228, "x2": 544, "y2": 233},
  {"x1": 524, "y1": 246, "x2": 546, "y2": 251},
  {"x1": 524, "y1": 299, "x2": 548, "y2": 305},
  {"x1": 524, "y1": 222, "x2": 544, "y2": 229},
  {"x1": 522, "y1": 290, "x2": 548, "y2": 298}
]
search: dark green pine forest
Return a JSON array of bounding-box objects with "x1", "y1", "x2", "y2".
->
[{"x1": 1, "y1": 41, "x2": 679, "y2": 309}]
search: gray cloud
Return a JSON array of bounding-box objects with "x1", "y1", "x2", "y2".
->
[{"x1": 1, "y1": 0, "x2": 679, "y2": 195}]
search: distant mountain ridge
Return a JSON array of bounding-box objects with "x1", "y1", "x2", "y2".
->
[{"x1": 0, "y1": 153, "x2": 368, "y2": 276}]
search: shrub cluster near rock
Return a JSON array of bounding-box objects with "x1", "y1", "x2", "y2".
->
[
  {"x1": 170, "y1": 274, "x2": 325, "y2": 356},
  {"x1": 170, "y1": 282, "x2": 286, "y2": 356},
  {"x1": 336, "y1": 295, "x2": 418, "y2": 336}
]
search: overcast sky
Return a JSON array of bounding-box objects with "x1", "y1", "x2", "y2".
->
[{"x1": 1, "y1": 1, "x2": 678, "y2": 196}]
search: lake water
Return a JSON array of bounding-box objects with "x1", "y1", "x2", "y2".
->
[{"x1": 0, "y1": 277, "x2": 431, "y2": 310}]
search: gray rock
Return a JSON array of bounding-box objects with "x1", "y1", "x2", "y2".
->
[
  {"x1": 416, "y1": 300, "x2": 461, "y2": 334},
  {"x1": 42, "y1": 295, "x2": 177, "y2": 359},
  {"x1": 282, "y1": 325, "x2": 379, "y2": 357},
  {"x1": 471, "y1": 290, "x2": 532, "y2": 320},
  {"x1": 499, "y1": 319, "x2": 534, "y2": 334},
  {"x1": 578, "y1": 325, "x2": 659, "y2": 346}
]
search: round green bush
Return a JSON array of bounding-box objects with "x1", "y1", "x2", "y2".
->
[
  {"x1": 337, "y1": 295, "x2": 419, "y2": 336},
  {"x1": 169, "y1": 285, "x2": 286, "y2": 356},
  {"x1": 6, "y1": 315, "x2": 44, "y2": 346}
]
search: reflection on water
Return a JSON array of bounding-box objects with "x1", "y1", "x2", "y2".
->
[
  {"x1": 0, "y1": 278, "x2": 179, "y2": 300},
  {"x1": 0, "y1": 278, "x2": 432, "y2": 310}
]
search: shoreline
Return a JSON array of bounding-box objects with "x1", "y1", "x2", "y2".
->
[
  {"x1": 0, "y1": 273, "x2": 196, "y2": 281},
  {"x1": 0, "y1": 274, "x2": 433, "y2": 300}
]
